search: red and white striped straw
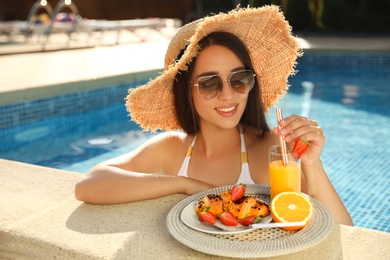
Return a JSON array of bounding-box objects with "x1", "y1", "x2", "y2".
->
[{"x1": 276, "y1": 108, "x2": 289, "y2": 165}]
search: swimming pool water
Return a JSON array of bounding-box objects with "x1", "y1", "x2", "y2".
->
[{"x1": 1, "y1": 52, "x2": 389, "y2": 233}]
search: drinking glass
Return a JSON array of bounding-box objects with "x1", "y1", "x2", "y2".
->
[{"x1": 269, "y1": 145, "x2": 301, "y2": 200}]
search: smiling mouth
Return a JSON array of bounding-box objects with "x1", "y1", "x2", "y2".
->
[{"x1": 216, "y1": 105, "x2": 236, "y2": 112}]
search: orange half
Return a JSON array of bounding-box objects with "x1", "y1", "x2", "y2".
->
[{"x1": 271, "y1": 191, "x2": 313, "y2": 231}]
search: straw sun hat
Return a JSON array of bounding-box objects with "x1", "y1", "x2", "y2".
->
[{"x1": 126, "y1": 5, "x2": 301, "y2": 132}]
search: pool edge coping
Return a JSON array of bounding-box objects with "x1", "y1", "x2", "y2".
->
[
  {"x1": 0, "y1": 69, "x2": 162, "y2": 105},
  {"x1": 1, "y1": 158, "x2": 390, "y2": 259}
]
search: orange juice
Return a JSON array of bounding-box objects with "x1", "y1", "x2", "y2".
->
[{"x1": 269, "y1": 159, "x2": 301, "y2": 200}]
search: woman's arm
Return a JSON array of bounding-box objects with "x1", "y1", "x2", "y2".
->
[
  {"x1": 75, "y1": 165, "x2": 214, "y2": 204},
  {"x1": 75, "y1": 132, "x2": 215, "y2": 204},
  {"x1": 300, "y1": 159, "x2": 353, "y2": 226},
  {"x1": 273, "y1": 115, "x2": 353, "y2": 226}
]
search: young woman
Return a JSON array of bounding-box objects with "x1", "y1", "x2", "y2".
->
[{"x1": 75, "y1": 6, "x2": 353, "y2": 226}]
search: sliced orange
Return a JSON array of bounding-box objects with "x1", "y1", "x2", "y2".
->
[{"x1": 271, "y1": 191, "x2": 313, "y2": 231}]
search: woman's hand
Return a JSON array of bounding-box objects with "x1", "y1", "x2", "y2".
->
[{"x1": 272, "y1": 114, "x2": 325, "y2": 167}]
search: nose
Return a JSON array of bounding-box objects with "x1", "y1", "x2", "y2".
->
[{"x1": 218, "y1": 79, "x2": 234, "y2": 100}]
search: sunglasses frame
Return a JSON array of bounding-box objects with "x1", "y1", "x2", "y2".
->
[{"x1": 193, "y1": 69, "x2": 256, "y2": 100}]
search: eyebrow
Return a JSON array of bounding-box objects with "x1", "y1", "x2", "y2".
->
[{"x1": 194, "y1": 67, "x2": 246, "y2": 79}]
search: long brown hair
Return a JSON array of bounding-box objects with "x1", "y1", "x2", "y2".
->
[{"x1": 173, "y1": 32, "x2": 269, "y2": 137}]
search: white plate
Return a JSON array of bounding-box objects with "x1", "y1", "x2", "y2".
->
[
  {"x1": 180, "y1": 201, "x2": 272, "y2": 235},
  {"x1": 167, "y1": 184, "x2": 334, "y2": 258}
]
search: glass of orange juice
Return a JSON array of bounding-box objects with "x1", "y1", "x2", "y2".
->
[{"x1": 269, "y1": 145, "x2": 301, "y2": 200}]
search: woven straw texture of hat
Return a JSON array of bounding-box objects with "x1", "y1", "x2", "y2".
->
[{"x1": 126, "y1": 6, "x2": 301, "y2": 132}]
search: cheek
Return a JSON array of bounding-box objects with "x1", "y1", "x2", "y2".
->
[
  {"x1": 191, "y1": 87, "x2": 199, "y2": 107},
  {"x1": 236, "y1": 94, "x2": 250, "y2": 116},
  {"x1": 192, "y1": 88, "x2": 213, "y2": 117},
  {"x1": 239, "y1": 93, "x2": 249, "y2": 108},
  {"x1": 191, "y1": 87, "x2": 202, "y2": 109}
]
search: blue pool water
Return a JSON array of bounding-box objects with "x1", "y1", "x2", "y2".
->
[{"x1": 1, "y1": 52, "x2": 389, "y2": 233}]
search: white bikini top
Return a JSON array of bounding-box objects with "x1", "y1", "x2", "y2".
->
[{"x1": 177, "y1": 126, "x2": 255, "y2": 184}]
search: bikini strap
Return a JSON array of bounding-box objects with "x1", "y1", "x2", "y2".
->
[
  {"x1": 238, "y1": 125, "x2": 248, "y2": 164},
  {"x1": 186, "y1": 135, "x2": 197, "y2": 157}
]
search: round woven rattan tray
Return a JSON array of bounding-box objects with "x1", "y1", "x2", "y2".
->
[{"x1": 166, "y1": 184, "x2": 334, "y2": 258}]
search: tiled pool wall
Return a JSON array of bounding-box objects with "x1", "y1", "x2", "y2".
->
[
  {"x1": 290, "y1": 52, "x2": 390, "y2": 117},
  {"x1": 0, "y1": 80, "x2": 147, "y2": 153},
  {"x1": 300, "y1": 51, "x2": 390, "y2": 67},
  {"x1": 295, "y1": 51, "x2": 390, "y2": 86},
  {"x1": 1, "y1": 52, "x2": 389, "y2": 154}
]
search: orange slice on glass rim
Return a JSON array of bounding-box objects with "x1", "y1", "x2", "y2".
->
[{"x1": 271, "y1": 191, "x2": 313, "y2": 231}]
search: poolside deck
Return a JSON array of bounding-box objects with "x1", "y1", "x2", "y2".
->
[
  {"x1": 0, "y1": 30, "x2": 390, "y2": 105},
  {"x1": 0, "y1": 28, "x2": 172, "y2": 105},
  {"x1": 1, "y1": 29, "x2": 390, "y2": 259},
  {"x1": 1, "y1": 158, "x2": 390, "y2": 259}
]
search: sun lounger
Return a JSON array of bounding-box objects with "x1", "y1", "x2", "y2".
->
[
  {"x1": 0, "y1": 0, "x2": 181, "y2": 52},
  {"x1": 0, "y1": 0, "x2": 53, "y2": 42}
]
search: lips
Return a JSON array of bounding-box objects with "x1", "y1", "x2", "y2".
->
[
  {"x1": 215, "y1": 104, "x2": 238, "y2": 116},
  {"x1": 217, "y1": 106, "x2": 235, "y2": 112}
]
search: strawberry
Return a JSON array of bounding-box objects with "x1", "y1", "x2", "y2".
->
[
  {"x1": 239, "y1": 216, "x2": 262, "y2": 226},
  {"x1": 198, "y1": 207, "x2": 216, "y2": 224},
  {"x1": 231, "y1": 183, "x2": 246, "y2": 202},
  {"x1": 292, "y1": 138, "x2": 310, "y2": 159},
  {"x1": 220, "y1": 212, "x2": 238, "y2": 226}
]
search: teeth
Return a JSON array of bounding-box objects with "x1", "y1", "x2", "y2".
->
[{"x1": 217, "y1": 106, "x2": 235, "y2": 112}]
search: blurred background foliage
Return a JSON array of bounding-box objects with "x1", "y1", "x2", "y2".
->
[{"x1": 249, "y1": 0, "x2": 390, "y2": 33}]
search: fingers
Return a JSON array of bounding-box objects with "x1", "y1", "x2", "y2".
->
[
  {"x1": 272, "y1": 114, "x2": 325, "y2": 166},
  {"x1": 275, "y1": 115, "x2": 324, "y2": 144}
]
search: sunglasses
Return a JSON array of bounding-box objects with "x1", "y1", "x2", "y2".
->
[{"x1": 193, "y1": 70, "x2": 256, "y2": 100}]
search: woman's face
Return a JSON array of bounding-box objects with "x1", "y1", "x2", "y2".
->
[{"x1": 191, "y1": 45, "x2": 250, "y2": 130}]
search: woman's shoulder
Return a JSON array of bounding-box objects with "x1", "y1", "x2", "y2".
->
[
  {"x1": 139, "y1": 131, "x2": 193, "y2": 152},
  {"x1": 147, "y1": 131, "x2": 190, "y2": 143},
  {"x1": 124, "y1": 131, "x2": 193, "y2": 174}
]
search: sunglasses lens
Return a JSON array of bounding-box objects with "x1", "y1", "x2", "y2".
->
[
  {"x1": 229, "y1": 70, "x2": 255, "y2": 93},
  {"x1": 196, "y1": 70, "x2": 255, "y2": 99},
  {"x1": 198, "y1": 75, "x2": 223, "y2": 99}
]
